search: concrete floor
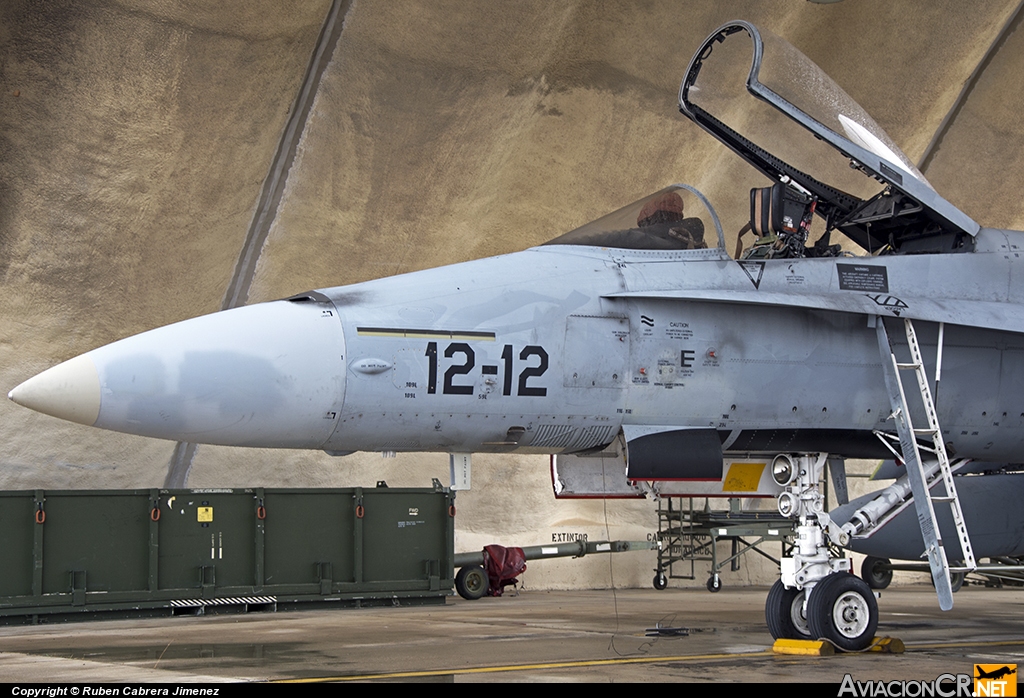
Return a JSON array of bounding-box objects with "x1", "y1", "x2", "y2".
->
[{"x1": 0, "y1": 584, "x2": 1020, "y2": 683}]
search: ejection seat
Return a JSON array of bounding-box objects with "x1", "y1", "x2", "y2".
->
[
  {"x1": 739, "y1": 182, "x2": 817, "y2": 259},
  {"x1": 741, "y1": 182, "x2": 843, "y2": 257}
]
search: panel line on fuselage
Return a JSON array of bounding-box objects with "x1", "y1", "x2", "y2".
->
[{"x1": 356, "y1": 327, "x2": 496, "y2": 341}]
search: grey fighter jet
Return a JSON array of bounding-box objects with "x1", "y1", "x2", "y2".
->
[{"x1": 10, "y1": 21, "x2": 1024, "y2": 651}]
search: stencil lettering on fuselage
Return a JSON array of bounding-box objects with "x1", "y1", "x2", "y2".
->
[{"x1": 738, "y1": 260, "x2": 765, "y2": 289}]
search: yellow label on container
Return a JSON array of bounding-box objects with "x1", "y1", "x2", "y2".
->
[{"x1": 197, "y1": 507, "x2": 213, "y2": 523}]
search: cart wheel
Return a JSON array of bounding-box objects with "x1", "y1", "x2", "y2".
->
[
  {"x1": 653, "y1": 572, "x2": 668, "y2": 590},
  {"x1": 860, "y1": 556, "x2": 892, "y2": 590},
  {"x1": 455, "y1": 565, "x2": 489, "y2": 600},
  {"x1": 707, "y1": 574, "x2": 722, "y2": 593}
]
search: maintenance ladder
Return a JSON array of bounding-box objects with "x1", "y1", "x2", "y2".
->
[{"x1": 876, "y1": 317, "x2": 976, "y2": 610}]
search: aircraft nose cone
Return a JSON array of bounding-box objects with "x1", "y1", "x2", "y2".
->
[
  {"x1": 9, "y1": 354, "x2": 102, "y2": 426},
  {"x1": 9, "y1": 299, "x2": 347, "y2": 448}
]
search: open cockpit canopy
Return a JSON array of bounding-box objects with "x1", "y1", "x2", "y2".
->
[{"x1": 679, "y1": 21, "x2": 978, "y2": 254}]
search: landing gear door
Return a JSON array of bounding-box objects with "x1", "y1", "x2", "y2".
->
[{"x1": 551, "y1": 435, "x2": 644, "y2": 499}]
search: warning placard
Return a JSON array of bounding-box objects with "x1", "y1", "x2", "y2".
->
[{"x1": 837, "y1": 263, "x2": 889, "y2": 293}]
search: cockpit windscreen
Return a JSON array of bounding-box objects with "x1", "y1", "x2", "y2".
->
[{"x1": 544, "y1": 185, "x2": 725, "y2": 251}]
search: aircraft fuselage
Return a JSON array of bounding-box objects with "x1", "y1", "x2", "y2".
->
[
  {"x1": 11, "y1": 228, "x2": 1024, "y2": 468},
  {"x1": 316, "y1": 227, "x2": 1024, "y2": 462}
]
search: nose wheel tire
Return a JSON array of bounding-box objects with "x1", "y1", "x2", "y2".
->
[
  {"x1": 765, "y1": 579, "x2": 811, "y2": 640},
  {"x1": 455, "y1": 565, "x2": 489, "y2": 600},
  {"x1": 807, "y1": 572, "x2": 878, "y2": 651},
  {"x1": 653, "y1": 572, "x2": 668, "y2": 590},
  {"x1": 706, "y1": 574, "x2": 722, "y2": 593}
]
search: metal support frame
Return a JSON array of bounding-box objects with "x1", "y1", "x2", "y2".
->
[{"x1": 655, "y1": 497, "x2": 794, "y2": 590}]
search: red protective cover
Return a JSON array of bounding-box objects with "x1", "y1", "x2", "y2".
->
[{"x1": 483, "y1": 545, "x2": 527, "y2": 597}]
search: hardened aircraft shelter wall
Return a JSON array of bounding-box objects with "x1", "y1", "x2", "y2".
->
[{"x1": 0, "y1": 484, "x2": 455, "y2": 623}]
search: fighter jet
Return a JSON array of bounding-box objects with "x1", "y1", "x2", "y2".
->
[{"x1": 10, "y1": 21, "x2": 1024, "y2": 651}]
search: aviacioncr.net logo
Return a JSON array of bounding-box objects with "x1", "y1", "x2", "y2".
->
[
  {"x1": 838, "y1": 673, "x2": 973, "y2": 697},
  {"x1": 974, "y1": 664, "x2": 1017, "y2": 697}
]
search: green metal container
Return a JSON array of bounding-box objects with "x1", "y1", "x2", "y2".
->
[{"x1": 0, "y1": 482, "x2": 454, "y2": 623}]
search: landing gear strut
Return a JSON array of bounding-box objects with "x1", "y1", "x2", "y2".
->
[{"x1": 767, "y1": 453, "x2": 878, "y2": 651}]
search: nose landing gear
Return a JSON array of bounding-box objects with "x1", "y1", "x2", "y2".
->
[{"x1": 767, "y1": 453, "x2": 878, "y2": 651}]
